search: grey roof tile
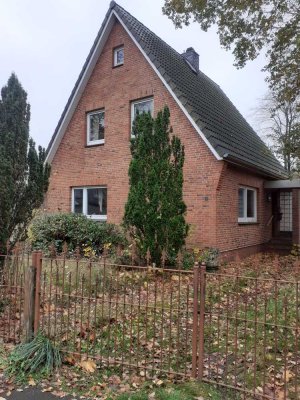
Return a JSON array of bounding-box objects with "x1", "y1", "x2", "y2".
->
[{"x1": 111, "y1": 3, "x2": 287, "y2": 178}]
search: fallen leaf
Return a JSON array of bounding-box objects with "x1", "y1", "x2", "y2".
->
[
  {"x1": 64, "y1": 355, "x2": 76, "y2": 365},
  {"x1": 78, "y1": 359, "x2": 96, "y2": 373},
  {"x1": 284, "y1": 369, "x2": 294, "y2": 382},
  {"x1": 42, "y1": 387, "x2": 53, "y2": 392},
  {"x1": 28, "y1": 377, "x2": 36, "y2": 386}
]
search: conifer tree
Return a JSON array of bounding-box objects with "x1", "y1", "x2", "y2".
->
[
  {"x1": 124, "y1": 106, "x2": 188, "y2": 266},
  {"x1": 0, "y1": 73, "x2": 50, "y2": 253}
]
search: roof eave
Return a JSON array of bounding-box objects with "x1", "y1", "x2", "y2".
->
[
  {"x1": 223, "y1": 153, "x2": 288, "y2": 180},
  {"x1": 45, "y1": 6, "x2": 117, "y2": 164}
]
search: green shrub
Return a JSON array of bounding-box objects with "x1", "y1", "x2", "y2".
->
[
  {"x1": 6, "y1": 332, "x2": 61, "y2": 380},
  {"x1": 28, "y1": 213, "x2": 127, "y2": 255},
  {"x1": 291, "y1": 244, "x2": 300, "y2": 257},
  {"x1": 196, "y1": 247, "x2": 220, "y2": 269},
  {"x1": 160, "y1": 250, "x2": 194, "y2": 270}
]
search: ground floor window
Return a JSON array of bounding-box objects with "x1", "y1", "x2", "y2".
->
[
  {"x1": 238, "y1": 186, "x2": 257, "y2": 223},
  {"x1": 72, "y1": 187, "x2": 107, "y2": 221}
]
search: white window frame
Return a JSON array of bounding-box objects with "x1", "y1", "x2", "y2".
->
[
  {"x1": 130, "y1": 98, "x2": 154, "y2": 137},
  {"x1": 86, "y1": 110, "x2": 105, "y2": 146},
  {"x1": 238, "y1": 186, "x2": 257, "y2": 223},
  {"x1": 113, "y1": 46, "x2": 124, "y2": 66},
  {"x1": 72, "y1": 187, "x2": 107, "y2": 221}
]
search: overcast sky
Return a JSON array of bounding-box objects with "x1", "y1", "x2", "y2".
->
[{"x1": 0, "y1": 0, "x2": 268, "y2": 149}]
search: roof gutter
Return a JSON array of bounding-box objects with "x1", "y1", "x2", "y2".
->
[{"x1": 223, "y1": 153, "x2": 288, "y2": 180}]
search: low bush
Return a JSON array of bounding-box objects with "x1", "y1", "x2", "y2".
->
[
  {"x1": 196, "y1": 247, "x2": 220, "y2": 269},
  {"x1": 112, "y1": 246, "x2": 219, "y2": 270},
  {"x1": 6, "y1": 332, "x2": 61, "y2": 380},
  {"x1": 28, "y1": 213, "x2": 127, "y2": 255}
]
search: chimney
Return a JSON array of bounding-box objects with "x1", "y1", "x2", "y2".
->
[{"x1": 182, "y1": 47, "x2": 199, "y2": 72}]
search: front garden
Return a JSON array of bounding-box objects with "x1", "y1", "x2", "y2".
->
[{"x1": 0, "y1": 250, "x2": 299, "y2": 399}]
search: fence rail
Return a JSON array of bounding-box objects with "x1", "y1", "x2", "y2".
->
[{"x1": 0, "y1": 251, "x2": 299, "y2": 399}]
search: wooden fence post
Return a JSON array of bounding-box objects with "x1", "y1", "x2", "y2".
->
[
  {"x1": 198, "y1": 262, "x2": 206, "y2": 380},
  {"x1": 24, "y1": 251, "x2": 37, "y2": 342},
  {"x1": 192, "y1": 262, "x2": 199, "y2": 378}
]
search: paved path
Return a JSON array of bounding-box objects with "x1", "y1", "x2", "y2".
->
[{"x1": 6, "y1": 388, "x2": 78, "y2": 399}]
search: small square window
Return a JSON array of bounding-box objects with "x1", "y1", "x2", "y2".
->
[
  {"x1": 72, "y1": 187, "x2": 107, "y2": 221},
  {"x1": 131, "y1": 98, "x2": 153, "y2": 136},
  {"x1": 238, "y1": 187, "x2": 257, "y2": 223},
  {"x1": 114, "y1": 46, "x2": 124, "y2": 66},
  {"x1": 87, "y1": 110, "x2": 105, "y2": 146}
]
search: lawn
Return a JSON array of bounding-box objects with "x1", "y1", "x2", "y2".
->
[{"x1": 108, "y1": 381, "x2": 235, "y2": 400}]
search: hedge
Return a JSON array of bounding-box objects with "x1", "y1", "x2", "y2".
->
[{"x1": 28, "y1": 213, "x2": 127, "y2": 255}]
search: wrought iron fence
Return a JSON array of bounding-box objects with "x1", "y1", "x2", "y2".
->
[
  {"x1": 38, "y1": 254, "x2": 197, "y2": 378},
  {"x1": 0, "y1": 251, "x2": 299, "y2": 399},
  {"x1": 203, "y1": 270, "x2": 300, "y2": 399},
  {"x1": 0, "y1": 253, "x2": 27, "y2": 343}
]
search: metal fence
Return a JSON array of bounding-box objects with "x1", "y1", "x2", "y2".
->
[
  {"x1": 0, "y1": 251, "x2": 299, "y2": 399},
  {"x1": 38, "y1": 254, "x2": 197, "y2": 378},
  {"x1": 203, "y1": 270, "x2": 300, "y2": 399},
  {"x1": 0, "y1": 253, "x2": 27, "y2": 343}
]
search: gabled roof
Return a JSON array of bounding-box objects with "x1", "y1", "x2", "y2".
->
[{"x1": 46, "y1": 1, "x2": 287, "y2": 179}]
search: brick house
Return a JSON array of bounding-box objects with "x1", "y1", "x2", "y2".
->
[{"x1": 45, "y1": 1, "x2": 299, "y2": 259}]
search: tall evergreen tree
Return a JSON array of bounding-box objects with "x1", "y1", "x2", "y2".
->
[
  {"x1": 0, "y1": 73, "x2": 50, "y2": 253},
  {"x1": 124, "y1": 106, "x2": 188, "y2": 266}
]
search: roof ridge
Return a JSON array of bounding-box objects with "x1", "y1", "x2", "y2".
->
[
  {"x1": 112, "y1": 3, "x2": 270, "y2": 148},
  {"x1": 112, "y1": 2, "x2": 186, "y2": 59}
]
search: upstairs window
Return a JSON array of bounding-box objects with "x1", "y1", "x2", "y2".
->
[
  {"x1": 72, "y1": 187, "x2": 107, "y2": 221},
  {"x1": 131, "y1": 98, "x2": 153, "y2": 136},
  {"x1": 87, "y1": 110, "x2": 105, "y2": 146},
  {"x1": 238, "y1": 187, "x2": 257, "y2": 223},
  {"x1": 113, "y1": 46, "x2": 124, "y2": 67}
]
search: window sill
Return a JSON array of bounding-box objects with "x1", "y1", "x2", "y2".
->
[
  {"x1": 238, "y1": 222, "x2": 259, "y2": 226},
  {"x1": 86, "y1": 141, "x2": 105, "y2": 148},
  {"x1": 113, "y1": 63, "x2": 124, "y2": 69},
  {"x1": 87, "y1": 216, "x2": 107, "y2": 222}
]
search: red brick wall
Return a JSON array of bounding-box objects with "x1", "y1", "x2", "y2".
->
[
  {"x1": 216, "y1": 164, "x2": 272, "y2": 254},
  {"x1": 44, "y1": 20, "x2": 271, "y2": 255},
  {"x1": 44, "y1": 21, "x2": 223, "y2": 248}
]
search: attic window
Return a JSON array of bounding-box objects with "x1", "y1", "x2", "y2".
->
[
  {"x1": 87, "y1": 110, "x2": 105, "y2": 146},
  {"x1": 113, "y1": 46, "x2": 124, "y2": 67},
  {"x1": 131, "y1": 98, "x2": 153, "y2": 137}
]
